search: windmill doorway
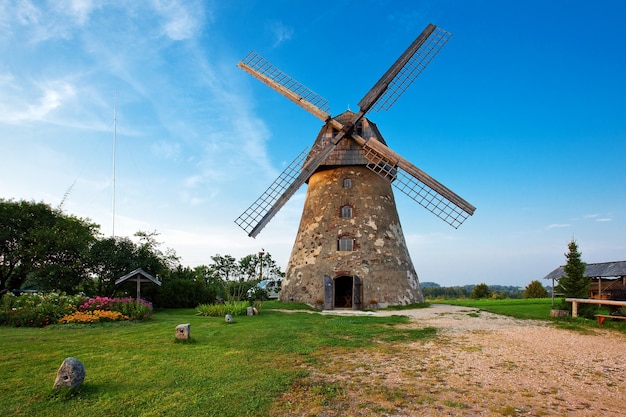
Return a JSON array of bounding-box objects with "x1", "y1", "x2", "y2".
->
[
  {"x1": 331, "y1": 275, "x2": 362, "y2": 310},
  {"x1": 334, "y1": 276, "x2": 353, "y2": 308}
]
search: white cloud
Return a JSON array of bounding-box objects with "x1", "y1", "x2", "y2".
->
[
  {"x1": 63, "y1": 0, "x2": 98, "y2": 26},
  {"x1": 15, "y1": 1, "x2": 41, "y2": 26},
  {"x1": 547, "y1": 223, "x2": 570, "y2": 229},
  {"x1": 153, "y1": 0, "x2": 204, "y2": 40},
  {"x1": 0, "y1": 79, "x2": 76, "y2": 123},
  {"x1": 267, "y1": 20, "x2": 293, "y2": 48}
]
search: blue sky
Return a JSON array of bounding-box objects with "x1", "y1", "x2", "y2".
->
[{"x1": 1, "y1": 0, "x2": 624, "y2": 287}]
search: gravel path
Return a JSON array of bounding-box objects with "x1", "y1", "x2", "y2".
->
[{"x1": 273, "y1": 304, "x2": 626, "y2": 416}]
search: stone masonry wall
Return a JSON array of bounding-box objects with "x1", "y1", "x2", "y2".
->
[{"x1": 280, "y1": 165, "x2": 424, "y2": 308}]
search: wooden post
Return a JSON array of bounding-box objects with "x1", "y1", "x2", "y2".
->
[
  {"x1": 136, "y1": 278, "x2": 141, "y2": 300},
  {"x1": 571, "y1": 300, "x2": 578, "y2": 317}
]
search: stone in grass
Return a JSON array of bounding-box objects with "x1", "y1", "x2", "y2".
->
[
  {"x1": 176, "y1": 323, "x2": 191, "y2": 339},
  {"x1": 225, "y1": 314, "x2": 234, "y2": 323},
  {"x1": 53, "y1": 357, "x2": 85, "y2": 390}
]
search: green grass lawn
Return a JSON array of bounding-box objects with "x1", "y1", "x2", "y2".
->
[
  {"x1": 433, "y1": 297, "x2": 626, "y2": 333},
  {"x1": 0, "y1": 305, "x2": 434, "y2": 417},
  {"x1": 435, "y1": 297, "x2": 556, "y2": 319}
]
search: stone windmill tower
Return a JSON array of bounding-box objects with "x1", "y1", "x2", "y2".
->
[{"x1": 235, "y1": 24, "x2": 476, "y2": 309}]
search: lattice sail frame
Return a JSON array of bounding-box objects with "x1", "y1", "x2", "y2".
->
[
  {"x1": 361, "y1": 146, "x2": 470, "y2": 229},
  {"x1": 370, "y1": 27, "x2": 452, "y2": 113},
  {"x1": 235, "y1": 147, "x2": 310, "y2": 236}
]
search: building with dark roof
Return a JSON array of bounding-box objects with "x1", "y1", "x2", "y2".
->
[{"x1": 543, "y1": 261, "x2": 626, "y2": 300}]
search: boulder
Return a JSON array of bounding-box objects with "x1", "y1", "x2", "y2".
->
[
  {"x1": 176, "y1": 323, "x2": 191, "y2": 339},
  {"x1": 53, "y1": 357, "x2": 85, "y2": 389}
]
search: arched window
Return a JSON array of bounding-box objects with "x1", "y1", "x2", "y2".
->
[
  {"x1": 338, "y1": 236, "x2": 354, "y2": 251},
  {"x1": 343, "y1": 178, "x2": 351, "y2": 188},
  {"x1": 340, "y1": 205, "x2": 352, "y2": 218}
]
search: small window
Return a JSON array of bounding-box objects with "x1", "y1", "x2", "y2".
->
[
  {"x1": 338, "y1": 236, "x2": 354, "y2": 251},
  {"x1": 343, "y1": 178, "x2": 351, "y2": 188},
  {"x1": 340, "y1": 205, "x2": 352, "y2": 218}
]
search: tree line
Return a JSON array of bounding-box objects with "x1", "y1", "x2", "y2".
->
[
  {"x1": 0, "y1": 199, "x2": 282, "y2": 308},
  {"x1": 421, "y1": 281, "x2": 549, "y2": 299}
]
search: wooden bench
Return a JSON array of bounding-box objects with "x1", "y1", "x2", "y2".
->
[
  {"x1": 565, "y1": 298, "x2": 626, "y2": 317},
  {"x1": 595, "y1": 314, "x2": 626, "y2": 326}
]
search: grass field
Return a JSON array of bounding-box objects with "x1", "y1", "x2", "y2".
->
[
  {"x1": 2, "y1": 298, "x2": 624, "y2": 416},
  {"x1": 437, "y1": 297, "x2": 555, "y2": 319},
  {"x1": 0, "y1": 303, "x2": 435, "y2": 417},
  {"x1": 436, "y1": 297, "x2": 626, "y2": 333}
]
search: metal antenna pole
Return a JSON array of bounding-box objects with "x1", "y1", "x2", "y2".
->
[{"x1": 112, "y1": 91, "x2": 117, "y2": 238}]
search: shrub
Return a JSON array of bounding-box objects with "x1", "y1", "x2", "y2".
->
[
  {"x1": 152, "y1": 278, "x2": 216, "y2": 308},
  {"x1": 524, "y1": 280, "x2": 549, "y2": 298},
  {"x1": 196, "y1": 301, "x2": 250, "y2": 317},
  {"x1": 0, "y1": 292, "x2": 86, "y2": 327},
  {"x1": 471, "y1": 283, "x2": 492, "y2": 299},
  {"x1": 0, "y1": 293, "x2": 151, "y2": 326},
  {"x1": 79, "y1": 296, "x2": 153, "y2": 320}
]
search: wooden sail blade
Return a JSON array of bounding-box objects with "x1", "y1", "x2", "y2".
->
[
  {"x1": 392, "y1": 167, "x2": 473, "y2": 228},
  {"x1": 238, "y1": 52, "x2": 331, "y2": 122},
  {"x1": 235, "y1": 147, "x2": 310, "y2": 237},
  {"x1": 357, "y1": 24, "x2": 452, "y2": 115},
  {"x1": 357, "y1": 136, "x2": 475, "y2": 228},
  {"x1": 235, "y1": 133, "x2": 346, "y2": 237}
]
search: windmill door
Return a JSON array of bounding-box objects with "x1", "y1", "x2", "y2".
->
[
  {"x1": 329, "y1": 275, "x2": 363, "y2": 310},
  {"x1": 352, "y1": 275, "x2": 362, "y2": 310},
  {"x1": 323, "y1": 275, "x2": 333, "y2": 310}
]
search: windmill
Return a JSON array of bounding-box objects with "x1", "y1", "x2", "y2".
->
[{"x1": 235, "y1": 23, "x2": 476, "y2": 309}]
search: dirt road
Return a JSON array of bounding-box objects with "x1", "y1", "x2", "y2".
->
[{"x1": 273, "y1": 304, "x2": 626, "y2": 416}]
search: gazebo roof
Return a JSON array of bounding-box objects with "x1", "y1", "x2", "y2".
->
[
  {"x1": 115, "y1": 268, "x2": 162, "y2": 286},
  {"x1": 543, "y1": 261, "x2": 626, "y2": 281}
]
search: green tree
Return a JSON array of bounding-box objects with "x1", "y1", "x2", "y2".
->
[
  {"x1": 31, "y1": 213, "x2": 98, "y2": 292},
  {"x1": 0, "y1": 199, "x2": 98, "y2": 292},
  {"x1": 89, "y1": 232, "x2": 180, "y2": 298},
  {"x1": 193, "y1": 265, "x2": 227, "y2": 300},
  {"x1": 556, "y1": 239, "x2": 593, "y2": 316},
  {"x1": 208, "y1": 254, "x2": 239, "y2": 301},
  {"x1": 471, "y1": 282, "x2": 492, "y2": 299},
  {"x1": 150, "y1": 265, "x2": 215, "y2": 308},
  {"x1": 88, "y1": 236, "x2": 143, "y2": 296},
  {"x1": 206, "y1": 253, "x2": 284, "y2": 302},
  {"x1": 524, "y1": 280, "x2": 549, "y2": 298},
  {"x1": 134, "y1": 230, "x2": 179, "y2": 274}
]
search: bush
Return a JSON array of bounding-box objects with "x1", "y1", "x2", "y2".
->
[
  {"x1": 196, "y1": 301, "x2": 250, "y2": 317},
  {"x1": 0, "y1": 292, "x2": 86, "y2": 327},
  {"x1": 152, "y1": 279, "x2": 216, "y2": 308},
  {"x1": 471, "y1": 283, "x2": 492, "y2": 299},
  {"x1": 79, "y1": 296, "x2": 153, "y2": 320},
  {"x1": 524, "y1": 280, "x2": 548, "y2": 298}
]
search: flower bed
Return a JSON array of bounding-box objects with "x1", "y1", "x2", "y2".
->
[
  {"x1": 59, "y1": 309, "x2": 128, "y2": 323},
  {"x1": 0, "y1": 292, "x2": 152, "y2": 327},
  {"x1": 79, "y1": 296, "x2": 153, "y2": 320}
]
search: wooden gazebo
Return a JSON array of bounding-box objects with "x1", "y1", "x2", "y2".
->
[
  {"x1": 115, "y1": 268, "x2": 161, "y2": 300},
  {"x1": 543, "y1": 261, "x2": 626, "y2": 301}
]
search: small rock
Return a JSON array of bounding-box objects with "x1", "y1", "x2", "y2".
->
[
  {"x1": 176, "y1": 323, "x2": 190, "y2": 339},
  {"x1": 53, "y1": 357, "x2": 85, "y2": 389},
  {"x1": 225, "y1": 314, "x2": 234, "y2": 323}
]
